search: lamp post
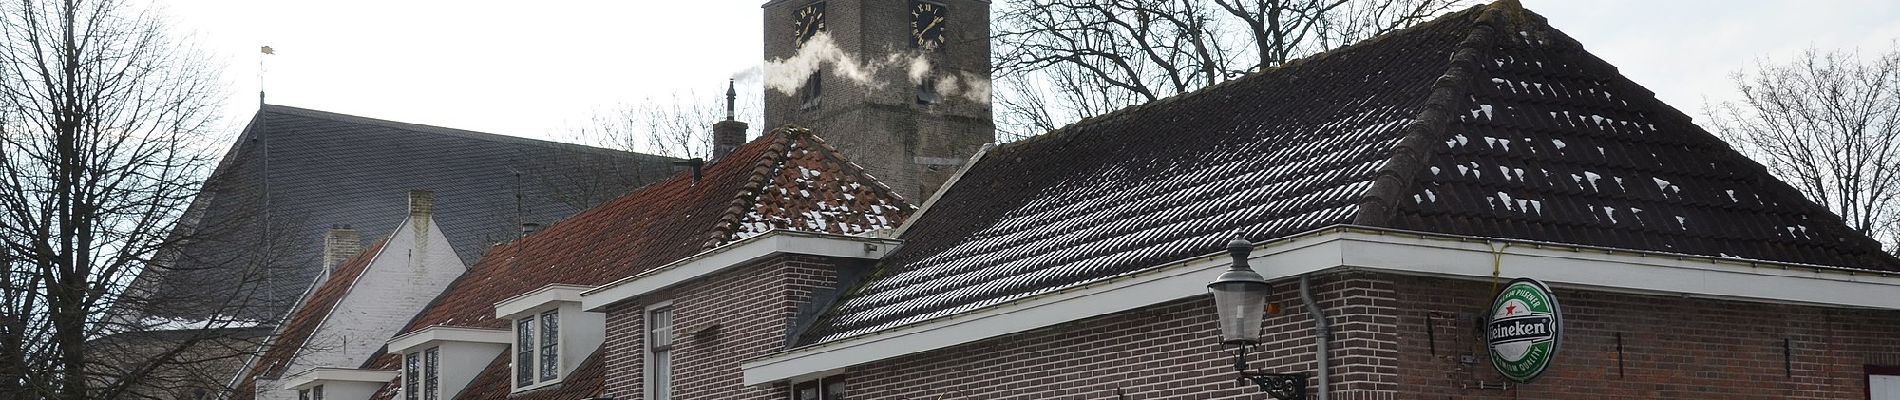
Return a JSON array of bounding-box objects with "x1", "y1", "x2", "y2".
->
[{"x1": 1207, "y1": 237, "x2": 1306, "y2": 400}]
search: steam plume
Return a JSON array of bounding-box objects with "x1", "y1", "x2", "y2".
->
[{"x1": 764, "y1": 32, "x2": 991, "y2": 105}]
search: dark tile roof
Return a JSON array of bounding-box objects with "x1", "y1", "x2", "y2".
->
[
  {"x1": 798, "y1": 1, "x2": 1900, "y2": 346},
  {"x1": 353, "y1": 127, "x2": 912, "y2": 398},
  {"x1": 133, "y1": 105, "x2": 681, "y2": 320},
  {"x1": 229, "y1": 238, "x2": 389, "y2": 400}
]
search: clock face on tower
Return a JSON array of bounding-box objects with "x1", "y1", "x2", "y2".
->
[
  {"x1": 793, "y1": 2, "x2": 826, "y2": 45},
  {"x1": 910, "y1": 1, "x2": 946, "y2": 51}
]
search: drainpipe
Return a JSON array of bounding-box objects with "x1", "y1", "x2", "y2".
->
[{"x1": 1300, "y1": 274, "x2": 1330, "y2": 400}]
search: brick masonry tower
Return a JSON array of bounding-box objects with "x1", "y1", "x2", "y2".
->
[{"x1": 762, "y1": 0, "x2": 994, "y2": 201}]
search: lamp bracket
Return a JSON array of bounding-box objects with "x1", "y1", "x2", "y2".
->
[{"x1": 1231, "y1": 345, "x2": 1308, "y2": 400}]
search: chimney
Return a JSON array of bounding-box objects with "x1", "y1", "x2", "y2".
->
[
  {"x1": 408, "y1": 190, "x2": 433, "y2": 218},
  {"x1": 711, "y1": 79, "x2": 748, "y2": 162},
  {"x1": 322, "y1": 225, "x2": 362, "y2": 276}
]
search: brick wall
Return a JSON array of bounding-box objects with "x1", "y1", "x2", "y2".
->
[
  {"x1": 840, "y1": 272, "x2": 1399, "y2": 400},
  {"x1": 1393, "y1": 274, "x2": 1900, "y2": 399},
  {"x1": 601, "y1": 255, "x2": 848, "y2": 399},
  {"x1": 596, "y1": 263, "x2": 1900, "y2": 399}
]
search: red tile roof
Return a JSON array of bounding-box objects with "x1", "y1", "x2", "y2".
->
[
  {"x1": 356, "y1": 127, "x2": 912, "y2": 398},
  {"x1": 229, "y1": 238, "x2": 390, "y2": 400}
]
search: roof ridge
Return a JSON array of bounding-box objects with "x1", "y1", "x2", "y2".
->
[
  {"x1": 704, "y1": 128, "x2": 799, "y2": 249},
  {"x1": 995, "y1": 3, "x2": 1494, "y2": 153},
  {"x1": 259, "y1": 105, "x2": 675, "y2": 161},
  {"x1": 1350, "y1": 1, "x2": 1512, "y2": 226}
]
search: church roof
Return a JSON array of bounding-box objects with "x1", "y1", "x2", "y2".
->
[
  {"x1": 356, "y1": 127, "x2": 913, "y2": 399},
  {"x1": 133, "y1": 105, "x2": 680, "y2": 320},
  {"x1": 797, "y1": 1, "x2": 1900, "y2": 346},
  {"x1": 228, "y1": 238, "x2": 389, "y2": 399}
]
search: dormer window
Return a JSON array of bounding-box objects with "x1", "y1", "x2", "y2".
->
[
  {"x1": 284, "y1": 368, "x2": 397, "y2": 400},
  {"x1": 386, "y1": 327, "x2": 510, "y2": 400},
  {"x1": 494, "y1": 284, "x2": 604, "y2": 392},
  {"x1": 404, "y1": 347, "x2": 440, "y2": 400},
  {"x1": 515, "y1": 310, "x2": 561, "y2": 387},
  {"x1": 297, "y1": 385, "x2": 323, "y2": 400}
]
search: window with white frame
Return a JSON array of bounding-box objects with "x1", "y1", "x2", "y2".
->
[
  {"x1": 514, "y1": 310, "x2": 562, "y2": 389},
  {"x1": 404, "y1": 347, "x2": 441, "y2": 400},
  {"x1": 792, "y1": 376, "x2": 844, "y2": 400},
  {"x1": 647, "y1": 305, "x2": 675, "y2": 400},
  {"x1": 298, "y1": 385, "x2": 324, "y2": 400}
]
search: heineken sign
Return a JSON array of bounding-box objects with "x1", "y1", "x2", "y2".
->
[{"x1": 1487, "y1": 278, "x2": 1561, "y2": 383}]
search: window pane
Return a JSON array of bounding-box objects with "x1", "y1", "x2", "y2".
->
[
  {"x1": 1875, "y1": 374, "x2": 1900, "y2": 399},
  {"x1": 312, "y1": 385, "x2": 324, "y2": 400},
  {"x1": 298, "y1": 389, "x2": 309, "y2": 400},
  {"x1": 649, "y1": 308, "x2": 672, "y2": 350},
  {"x1": 424, "y1": 347, "x2": 440, "y2": 400},
  {"x1": 823, "y1": 377, "x2": 845, "y2": 400},
  {"x1": 794, "y1": 381, "x2": 819, "y2": 400},
  {"x1": 516, "y1": 317, "x2": 534, "y2": 387},
  {"x1": 404, "y1": 352, "x2": 419, "y2": 400},
  {"x1": 540, "y1": 310, "x2": 559, "y2": 381}
]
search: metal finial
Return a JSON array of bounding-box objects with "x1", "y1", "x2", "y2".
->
[{"x1": 1227, "y1": 236, "x2": 1251, "y2": 267}]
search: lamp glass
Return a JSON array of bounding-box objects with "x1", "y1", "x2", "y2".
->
[{"x1": 1210, "y1": 279, "x2": 1269, "y2": 345}]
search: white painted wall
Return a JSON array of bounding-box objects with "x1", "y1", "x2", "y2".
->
[{"x1": 268, "y1": 213, "x2": 468, "y2": 399}]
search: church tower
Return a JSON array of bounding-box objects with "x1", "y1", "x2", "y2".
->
[{"x1": 762, "y1": 0, "x2": 994, "y2": 201}]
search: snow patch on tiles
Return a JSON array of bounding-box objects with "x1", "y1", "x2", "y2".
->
[{"x1": 731, "y1": 137, "x2": 907, "y2": 242}]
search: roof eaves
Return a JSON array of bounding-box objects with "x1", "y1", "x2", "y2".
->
[{"x1": 1350, "y1": 2, "x2": 1510, "y2": 227}]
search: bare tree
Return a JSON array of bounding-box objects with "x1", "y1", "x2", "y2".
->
[
  {"x1": 992, "y1": 0, "x2": 1468, "y2": 140},
  {"x1": 1707, "y1": 46, "x2": 1900, "y2": 255},
  {"x1": 0, "y1": 0, "x2": 269, "y2": 398},
  {"x1": 572, "y1": 84, "x2": 765, "y2": 160}
]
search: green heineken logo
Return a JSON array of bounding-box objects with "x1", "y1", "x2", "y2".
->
[{"x1": 1487, "y1": 278, "x2": 1561, "y2": 383}]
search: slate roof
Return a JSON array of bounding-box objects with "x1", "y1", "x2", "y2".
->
[
  {"x1": 353, "y1": 127, "x2": 912, "y2": 399},
  {"x1": 131, "y1": 105, "x2": 680, "y2": 320},
  {"x1": 227, "y1": 238, "x2": 389, "y2": 399},
  {"x1": 797, "y1": 1, "x2": 1900, "y2": 345}
]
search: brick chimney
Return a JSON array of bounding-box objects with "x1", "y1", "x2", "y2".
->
[
  {"x1": 712, "y1": 79, "x2": 748, "y2": 162},
  {"x1": 322, "y1": 225, "x2": 362, "y2": 278}
]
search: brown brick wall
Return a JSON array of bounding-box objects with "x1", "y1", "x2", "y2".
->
[
  {"x1": 598, "y1": 265, "x2": 1900, "y2": 399},
  {"x1": 1393, "y1": 274, "x2": 1900, "y2": 399},
  {"x1": 601, "y1": 254, "x2": 845, "y2": 399},
  {"x1": 840, "y1": 272, "x2": 1399, "y2": 399}
]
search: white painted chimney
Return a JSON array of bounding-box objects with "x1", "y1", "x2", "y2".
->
[{"x1": 321, "y1": 225, "x2": 362, "y2": 278}]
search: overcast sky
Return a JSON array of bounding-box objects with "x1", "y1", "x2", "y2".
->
[{"x1": 165, "y1": 0, "x2": 1900, "y2": 145}]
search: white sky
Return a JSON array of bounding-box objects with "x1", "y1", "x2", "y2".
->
[{"x1": 164, "y1": 0, "x2": 1900, "y2": 144}]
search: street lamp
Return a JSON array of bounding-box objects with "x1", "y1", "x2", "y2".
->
[{"x1": 1207, "y1": 237, "x2": 1306, "y2": 400}]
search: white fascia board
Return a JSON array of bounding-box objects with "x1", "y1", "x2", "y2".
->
[
  {"x1": 283, "y1": 367, "x2": 400, "y2": 390},
  {"x1": 581, "y1": 231, "x2": 901, "y2": 311},
  {"x1": 1330, "y1": 229, "x2": 1900, "y2": 309},
  {"x1": 386, "y1": 326, "x2": 512, "y2": 354},
  {"x1": 495, "y1": 284, "x2": 594, "y2": 320},
  {"x1": 740, "y1": 226, "x2": 1900, "y2": 385}
]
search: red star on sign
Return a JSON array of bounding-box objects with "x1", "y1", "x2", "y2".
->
[{"x1": 1505, "y1": 305, "x2": 1518, "y2": 315}]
